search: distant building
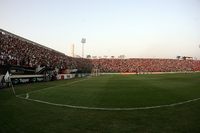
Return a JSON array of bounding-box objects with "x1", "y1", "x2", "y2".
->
[
  {"x1": 118, "y1": 55, "x2": 125, "y2": 59},
  {"x1": 177, "y1": 56, "x2": 193, "y2": 60},
  {"x1": 111, "y1": 56, "x2": 115, "y2": 59},
  {"x1": 103, "y1": 55, "x2": 108, "y2": 59},
  {"x1": 182, "y1": 56, "x2": 193, "y2": 60},
  {"x1": 92, "y1": 56, "x2": 97, "y2": 59}
]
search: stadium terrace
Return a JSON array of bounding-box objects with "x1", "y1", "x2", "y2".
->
[{"x1": 0, "y1": 28, "x2": 200, "y2": 86}]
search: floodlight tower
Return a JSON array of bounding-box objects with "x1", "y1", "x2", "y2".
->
[{"x1": 81, "y1": 38, "x2": 86, "y2": 58}]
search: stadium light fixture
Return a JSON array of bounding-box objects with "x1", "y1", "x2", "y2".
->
[{"x1": 81, "y1": 38, "x2": 86, "y2": 58}]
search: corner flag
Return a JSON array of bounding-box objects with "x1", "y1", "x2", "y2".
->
[{"x1": 4, "y1": 71, "x2": 10, "y2": 82}]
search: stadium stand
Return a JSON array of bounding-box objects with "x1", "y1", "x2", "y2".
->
[
  {"x1": 0, "y1": 29, "x2": 94, "y2": 87},
  {"x1": 92, "y1": 58, "x2": 200, "y2": 73},
  {"x1": 0, "y1": 29, "x2": 71, "y2": 69},
  {"x1": 1, "y1": 28, "x2": 200, "y2": 77}
]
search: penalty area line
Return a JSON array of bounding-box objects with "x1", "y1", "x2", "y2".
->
[{"x1": 15, "y1": 95, "x2": 200, "y2": 111}]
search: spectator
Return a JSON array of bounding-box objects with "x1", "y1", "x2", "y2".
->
[{"x1": 1, "y1": 31, "x2": 200, "y2": 73}]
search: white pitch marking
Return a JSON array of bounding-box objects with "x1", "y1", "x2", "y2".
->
[
  {"x1": 16, "y1": 95, "x2": 200, "y2": 111},
  {"x1": 16, "y1": 76, "x2": 200, "y2": 111},
  {"x1": 17, "y1": 77, "x2": 90, "y2": 97}
]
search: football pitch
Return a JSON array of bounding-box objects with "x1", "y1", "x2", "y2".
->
[{"x1": 1, "y1": 73, "x2": 200, "y2": 132}]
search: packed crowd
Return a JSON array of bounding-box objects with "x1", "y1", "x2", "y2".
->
[
  {"x1": 92, "y1": 58, "x2": 200, "y2": 73},
  {"x1": 0, "y1": 31, "x2": 65, "y2": 68},
  {"x1": 0, "y1": 31, "x2": 91, "y2": 72},
  {"x1": 1, "y1": 30, "x2": 200, "y2": 73}
]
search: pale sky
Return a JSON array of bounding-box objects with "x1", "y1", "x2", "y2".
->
[{"x1": 0, "y1": 0, "x2": 200, "y2": 59}]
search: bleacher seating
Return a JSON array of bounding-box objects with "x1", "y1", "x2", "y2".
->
[
  {"x1": 92, "y1": 58, "x2": 200, "y2": 73},
  {"x1": 1, "y1": 29, "x2": 200, "y2": 74}
]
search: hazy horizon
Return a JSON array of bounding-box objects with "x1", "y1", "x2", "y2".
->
[{"x1": 0, "y1": 0, "x2": 200, "y2": 59}]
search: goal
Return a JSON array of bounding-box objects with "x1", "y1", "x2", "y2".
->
[{"x1": 91, "y1": 69, "x2": 100, "y2": 76}]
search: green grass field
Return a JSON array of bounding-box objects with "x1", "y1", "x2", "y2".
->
[{"x1": 1, "y1": 73, "x2": 200, "y2": 133}]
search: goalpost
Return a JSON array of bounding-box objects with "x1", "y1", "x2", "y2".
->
[
  {"x1": 91, "y1": 69, "x2": 100, "y2": 76},
  {"x1": 4, "y1": 71, "x2": 30, "y2": 98},
  {"x1": 4, "y1": 71, "x2": 16, "y2": 95}
]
